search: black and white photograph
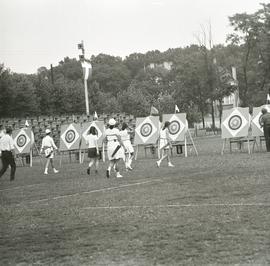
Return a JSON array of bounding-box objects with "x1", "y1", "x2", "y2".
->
[{"x1": 1, "y1": 0, "x2": 270, "y2": 265}]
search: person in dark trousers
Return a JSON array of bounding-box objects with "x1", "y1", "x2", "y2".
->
[
  {"x1": 260, "y1": 107, "x2": 270, "y2": 152},
  {"x1": 0, "y1": 127, "x2": 16, "y2": 181}
]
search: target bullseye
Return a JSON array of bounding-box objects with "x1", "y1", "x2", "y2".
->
[{"x1": 140, "y1": 123, "x2": 153, "y2": 137}]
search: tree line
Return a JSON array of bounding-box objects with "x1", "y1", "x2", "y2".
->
[{"x1": 0, "y1": 3, "x2": 269, "y2": 128}]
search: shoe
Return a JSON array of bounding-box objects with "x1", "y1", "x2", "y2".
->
[
  {"x1": 53, "y1": 169, "x2": 59, "y2": 173},
  {"x1": 95, "y1": 170, "x2": 98, "y2": 174},
  {"x1": 116, "y1": 173, "x2": 123, "y2": 178},
  {"x1": 168, "y1": 163, "x2": 175, "y2": 167},
  {"x1": 106, "y1": 169, "x2": 110, "y2": 178},
  {"x1": 44, "y1": 172, "x2": 48, "y2": 175},
  {"x1": 87, "y1": 168, "x2": 90, "y2": 175},
  {"x1": 156, "y1": 161, "x2": 161, "y2": 168},
  {"x1": 10, "y1": 177, "x2": 15, "y2": 182}
]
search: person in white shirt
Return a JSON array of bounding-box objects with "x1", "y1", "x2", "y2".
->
[
  {"x1": 85, "y1": 126, "x2": 100, "y2": 175},
  {"x1": 120, "y1": 122, "x2": 134, "y2": 171},
  {"x1": 40, "y1": 129, "x2": 59, "y2": 175},
  {"x1": 103, "y1": 118, "x2": 126, "y2": 178},
  {"x1": 156, "y1": 121, "x2": 175, "y2": 168},
  {"x1": 0, "y1": 127, "x2": 16, "y2": 181}
]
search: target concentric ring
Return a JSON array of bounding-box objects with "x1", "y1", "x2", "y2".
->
[
  {"x1": 140, "y1": 123, "x2": 153, "y2": 137},
  {"x1": 17, "y1": 134, "x2": 27, "y2": 147},
  {"x1": 168, "y1": 120, "x2": 181, "y2": 135},
  {"x1": 65, "y1": 130, "x2": 76, "y2": 143},
  {"x1": 228, "y1": 115, "x2": 242, "y2": 130}
]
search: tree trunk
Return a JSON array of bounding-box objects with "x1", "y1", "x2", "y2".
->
[
  {"x1": 201, "y1": 110, "x2": 205, "y2": 128},
  {"x1": 211, "y1": 100, "x2": 215, "y2": 130},
  {"x1": 218, "y1": 98, "x2": 223, "y2": 127}
]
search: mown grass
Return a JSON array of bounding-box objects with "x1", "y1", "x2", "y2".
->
[{"x1": 1, "y1": 135, "x2": 270, "y2": 265}]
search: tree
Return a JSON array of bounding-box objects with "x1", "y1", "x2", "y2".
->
[
  {"x1": 227, "y1": 4, "x2": 270, "y2": 106},
  {"x1": 0, "y1": 64, "x2": 12, "y2": 117},
  {"x1": 118, "y1": 85, "x2": 150, "y2": 117}
]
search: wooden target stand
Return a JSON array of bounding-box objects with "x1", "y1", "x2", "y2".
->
[
  {"x1": 221, "y1": 137, "x2": 254, "y2": 155},
  {"x1": 135, "y1": 129, "x2": 198, "y2": 159},
  {"x1": 15, "y1": 142, "x2": 42, "y2": 167},
  {"x1": 59, "y1": 149, "x2": 81, "y2": 166},
  {"x1": 252, "y1": 136, "x2": 265, "y2": 152},
  {"x1": 157, "y1": 128, "x2": 198, "y2": 159}
]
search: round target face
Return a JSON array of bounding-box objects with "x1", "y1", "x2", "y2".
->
[
  {"x1": 65, "y1": 130, "x2": 76, "y2": 143},
  {"x1": 140, "y1": 123, "x2": 153, "y2": 137},
  {"x1": 17, "y1": 134, "x2": 27, "y2": 147},
  {"x1": 168, "y1": 120, "x2": 181, "y2": 135},
  {"x1": 228, "y1": 115, "x2": 242, "y2": 130}
]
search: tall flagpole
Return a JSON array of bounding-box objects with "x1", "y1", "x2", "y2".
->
[
  {"x1": 78, "y1": 40, "x2": 90, "y2": 115},
  {"x1": 84, "y1": 78, "x2": 89, "y2": 115}
]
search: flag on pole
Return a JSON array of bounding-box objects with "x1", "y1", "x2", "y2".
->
[
  {"x1": 81, "y1": 61, "x2": 92, "y2": 80},
  {"x1": 93, "y1": 111, "x2": 98, "y2": 120},
  {"x1": 25, "y1": 120, "x2": 29, "y2": 127},
  {"x1": 175, "y1": 104, "x2": 180, "y2": 113},
  {"x1": 267, "y1": 94, "x2": 270, "y2": 103},
  {"x1": 150, "y1": 106, "x2": 159, "y2": 115}
]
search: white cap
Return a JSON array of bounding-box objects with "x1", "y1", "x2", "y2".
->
[
  {"x1": 45, "y1": 129, "x2": 51, "y2": 134},
  {"x1": 108, "y1": 118, "x2": 116, "y2": 126}
]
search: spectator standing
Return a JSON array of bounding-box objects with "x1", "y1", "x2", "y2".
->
[{"x1": 260, "y1": 108, "x2": 270, "y2": 152}]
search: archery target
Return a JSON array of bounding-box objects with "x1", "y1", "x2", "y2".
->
[
  {"x1": 12, "y1": 128, "x2": 32, "y2": 154},
  {"x1": 162, "y1": 113, "x2": 187, "y2": 141},
  {"x1": 65, "y1": 129, "x2": 76, "y2": 143},
  {"x1": 168, "y1": 120, "x2": 181, "y2": 135},
  {"x1": 60, "y1": 123, "x2": 80, "y2": 150},
  {"x1": 222, "y1": 108, "x2": 249, "y2": 138},
  {"x1": 17, "y1": 134, "x2": 27, "y2": 147},
  {"x1": 228, "y1": 115, "x2": 242, "y2": 130},
  {"x1": 134, "y1": 116, "x2": 159, "y2": 144},
  {"x1": 251, "y1": 105, "x2": 270, "y2": 137},
  {"x1": 140, "y1": 123, "x2": 152, "y2": 137}
]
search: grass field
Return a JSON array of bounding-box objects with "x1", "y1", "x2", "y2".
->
[{"x1": 1, "y1": 135, "x2": 270, "y2": 265}]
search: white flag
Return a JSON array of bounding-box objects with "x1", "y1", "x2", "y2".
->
[
  {"x1": 94, "y1": 111, "x2": 98, "y2": 120},
  {"x1": 25, "y1": 120, "x2": 29, "y2": 127},
  {"x1": 175, "y1": 104, "x2": 180, "y2": 113},
  {"x1": 81, "y1": 61, "x2": 92, "y2": 80},
  {"x1": 267, "y1": 94, "x2": 270, "y2": 102}
]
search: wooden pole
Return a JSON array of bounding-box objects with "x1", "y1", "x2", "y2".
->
[{"x1": 84, "y1": 79, "x2": 89, "y2": 115}]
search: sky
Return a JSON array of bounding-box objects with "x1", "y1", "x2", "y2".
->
[{"x1": 0, "y1": 0, "x2": 265, "y2": 74}]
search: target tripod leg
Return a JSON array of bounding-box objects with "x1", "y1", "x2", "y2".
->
[
  {"x1": 30, "y1": 149, "x2": 33, "y2": 167},
  {"x1": 247, "y1": 139, "x2": 251, "y2": 154},
  {"x1": 135, "y1": 145, "x2": 139, "y2": 160},
  {"x1": 221, "y1": 139, "x2": 226, "y2": 155}
]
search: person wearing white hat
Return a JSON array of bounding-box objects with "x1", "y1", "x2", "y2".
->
[
  {"x1": 103, "y1": 118, "x2": 126, "y2": 178},
  {"x1": 40, "y1": 128, "x2": 59, "y2": 175}
]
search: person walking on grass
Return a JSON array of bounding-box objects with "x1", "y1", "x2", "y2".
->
[
  {"x1": 156, "y1": 121, "x2": 175, "y2": 168},
  {"x1": 120, "y1": 122, "x2": 134, "y2": 171},
  {"x1": 40, "y1": 129, "x2": 59, "y2": 175},
  {"x1": 0, "y1": 127, "x2": 16, "y2": 181},
  {"x1": 85, "y1": 126, "x2": 100, "y2": 175},
  {"x1": 103, "y1": 118, "x2": 126, "y2": 178}
]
